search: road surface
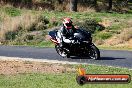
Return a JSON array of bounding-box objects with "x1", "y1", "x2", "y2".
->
[{"x1": 0, "y1": 46, "x2": 131, "y2": 68}]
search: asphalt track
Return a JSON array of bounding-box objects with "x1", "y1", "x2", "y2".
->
[{"x1": 0, "y1": 46, "x2": 131, "y2": 68}]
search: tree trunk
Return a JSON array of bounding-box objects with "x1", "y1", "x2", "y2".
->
[
  {"x1": 70, "y1": 0, "x2": 78, "y2": 12},
  {"x1": 108, "y1": 0, "x2": 112, "y2": 10},
  {"x1": 93, "y1": 0, "x2": 97, "y2": 6},
  {"x1": 93, "y1": 0, "x2": 97, "y2": 10},
  {"x1": 58, "y1": 0, "x2": 64, "y2": 4}
]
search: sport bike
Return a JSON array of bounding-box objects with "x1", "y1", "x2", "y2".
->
[{"x1": 48, "y1": 28, "x2": 100, "y2": 60}]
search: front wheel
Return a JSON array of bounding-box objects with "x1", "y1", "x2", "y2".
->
[
  {"x1": 88, "y1": 44, "x2": 100, "y2": 60},
  {"x1": 55, "y1": 45, "x2": 70, "y2": 58}
]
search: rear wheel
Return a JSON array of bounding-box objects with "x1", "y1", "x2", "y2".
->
[
  {"x1": 88, "y1": 44, "x2": 100, "y2": 60},
  {"x1": 55, "y1": 45, "x2": 70, "y2": 58}
]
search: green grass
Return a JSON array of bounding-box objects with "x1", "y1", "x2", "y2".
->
[
  {"x1": 42, "y1": 11, "x2": 132, "y2": 20},
  {"x1": 30, "y1": 41, "x2": 55, "y2": 48},
  {"x1": 98, "y1": 46, "x2": 132, "y2": 51},
  {"x1": 0, "y1": 16, "x2": 2, "y2": 22},
  {"x1": 8, "y1": 41, "x2": 132, "y2": 51},
  {"x1": 0, "y1": 64, "x2": 131, "y2": 88},
  {"x1": 4, "y1": 7, "x2": 21, "y2": 17},
  {"x1": 95, "y1": 32, "x2": 112, "y2": 40},
  {"x1": 37, "y1": 41, "x2": 54, "y2": 47},
  {"x1": 8, "y1": 41, "x2": 55, "y2": 48}
]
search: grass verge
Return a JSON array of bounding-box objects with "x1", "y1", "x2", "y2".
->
[
  {"x1": 98, "y1": 46, "x2": 132, "y2": 51},
  {"x1": 0, "y1": 64, "x2": 131, "y2": 88},
  {"x1": 29, "y1": 41, "x2": 132, "y2": 51},
  {"x1": 6, "y1": 41, "x2": 132, "y2": 51}
]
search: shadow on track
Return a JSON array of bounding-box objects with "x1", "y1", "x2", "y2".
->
[
  {"x1": 99, "y1": 57, "x2": 126, "y2": 60},
  {"x1": 69, "y1": 56, "x2": 126, "y2": 60}
]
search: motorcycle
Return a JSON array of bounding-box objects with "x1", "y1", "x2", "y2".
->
[{"x1": 48, "y1": 28, "x2": 100, "y2": 60}]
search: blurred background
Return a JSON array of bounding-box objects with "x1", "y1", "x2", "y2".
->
[{"x1": 0, "y1": 0, "x2": 132, "y2": 49}]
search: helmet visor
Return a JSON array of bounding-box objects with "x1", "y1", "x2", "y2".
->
[{"x1": 65, "y1": 23, "x2": 72, "y2": 27}]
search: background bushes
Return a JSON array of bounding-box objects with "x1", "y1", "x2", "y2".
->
[
  {"x1": 4, "y1": 7, "x2": 21, "y2": 17},
  {"x1": 74, "y1": 18, "x2": 105, "y2": 33}
]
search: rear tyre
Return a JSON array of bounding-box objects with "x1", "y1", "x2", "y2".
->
[{"x1": 88, "y1": 44, "x2": 100, "y2": 60}]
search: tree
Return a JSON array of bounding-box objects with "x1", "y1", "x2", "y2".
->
[
  {"x1": 58, "y1": 0, "x2": 64, "y2": 4},
  {"x1": 108, "y1": 0, "x2": 112, "y2": 10},
  {"x1": 93, "y1": 0, "x2": 97, "y2": 7},
  {"x1": 70, "y1": 0, "x2": 78, "y2": 12},
  {"x1": 93, "y1": 0, "x2": 98, "y2": 10}
]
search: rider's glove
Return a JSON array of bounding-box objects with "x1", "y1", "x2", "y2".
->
[{"x1": 71, "y1": 40, "x2": 75, "y2": 43}]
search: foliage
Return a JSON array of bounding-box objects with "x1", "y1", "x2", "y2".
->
[
  {"x1": 27, "y1": 16, "x2": 49, "y2": 31},
  {"x1": 4, "y1": 7, "x2": 21, "y2": 17},
  {"x1": 4, "y1": 26, "x2": 23, "y2": 41},
  {"x1": 38, "y1": 15, "x2": 49, "y2": 25},
  {"x1": 106, "y1": 25, "x2": 121, "y2": 31},
  {"x1": 5, "y1": 31, "x2": 18, "y2": 40},
  {"x1": 75, "y1": 18, "x2": 104, "y2": 33},
  {"x1": 1, "y1": 0, "x2": 32, "y2": 4},
  {"x1": 97, "y1": 32, "x2": 112, "y2": 39}
]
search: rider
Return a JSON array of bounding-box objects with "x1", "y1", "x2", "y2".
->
[{"x1": 57, "y1": 18, "x2": 77, "y2": 47}]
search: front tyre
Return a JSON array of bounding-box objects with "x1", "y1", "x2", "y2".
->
[
  {"x1": 88, "y1": 44, "x2": 100, "y2": 60},
  {"x1": 55, "y1": 45, "x2": 70, "y2": 58}
]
